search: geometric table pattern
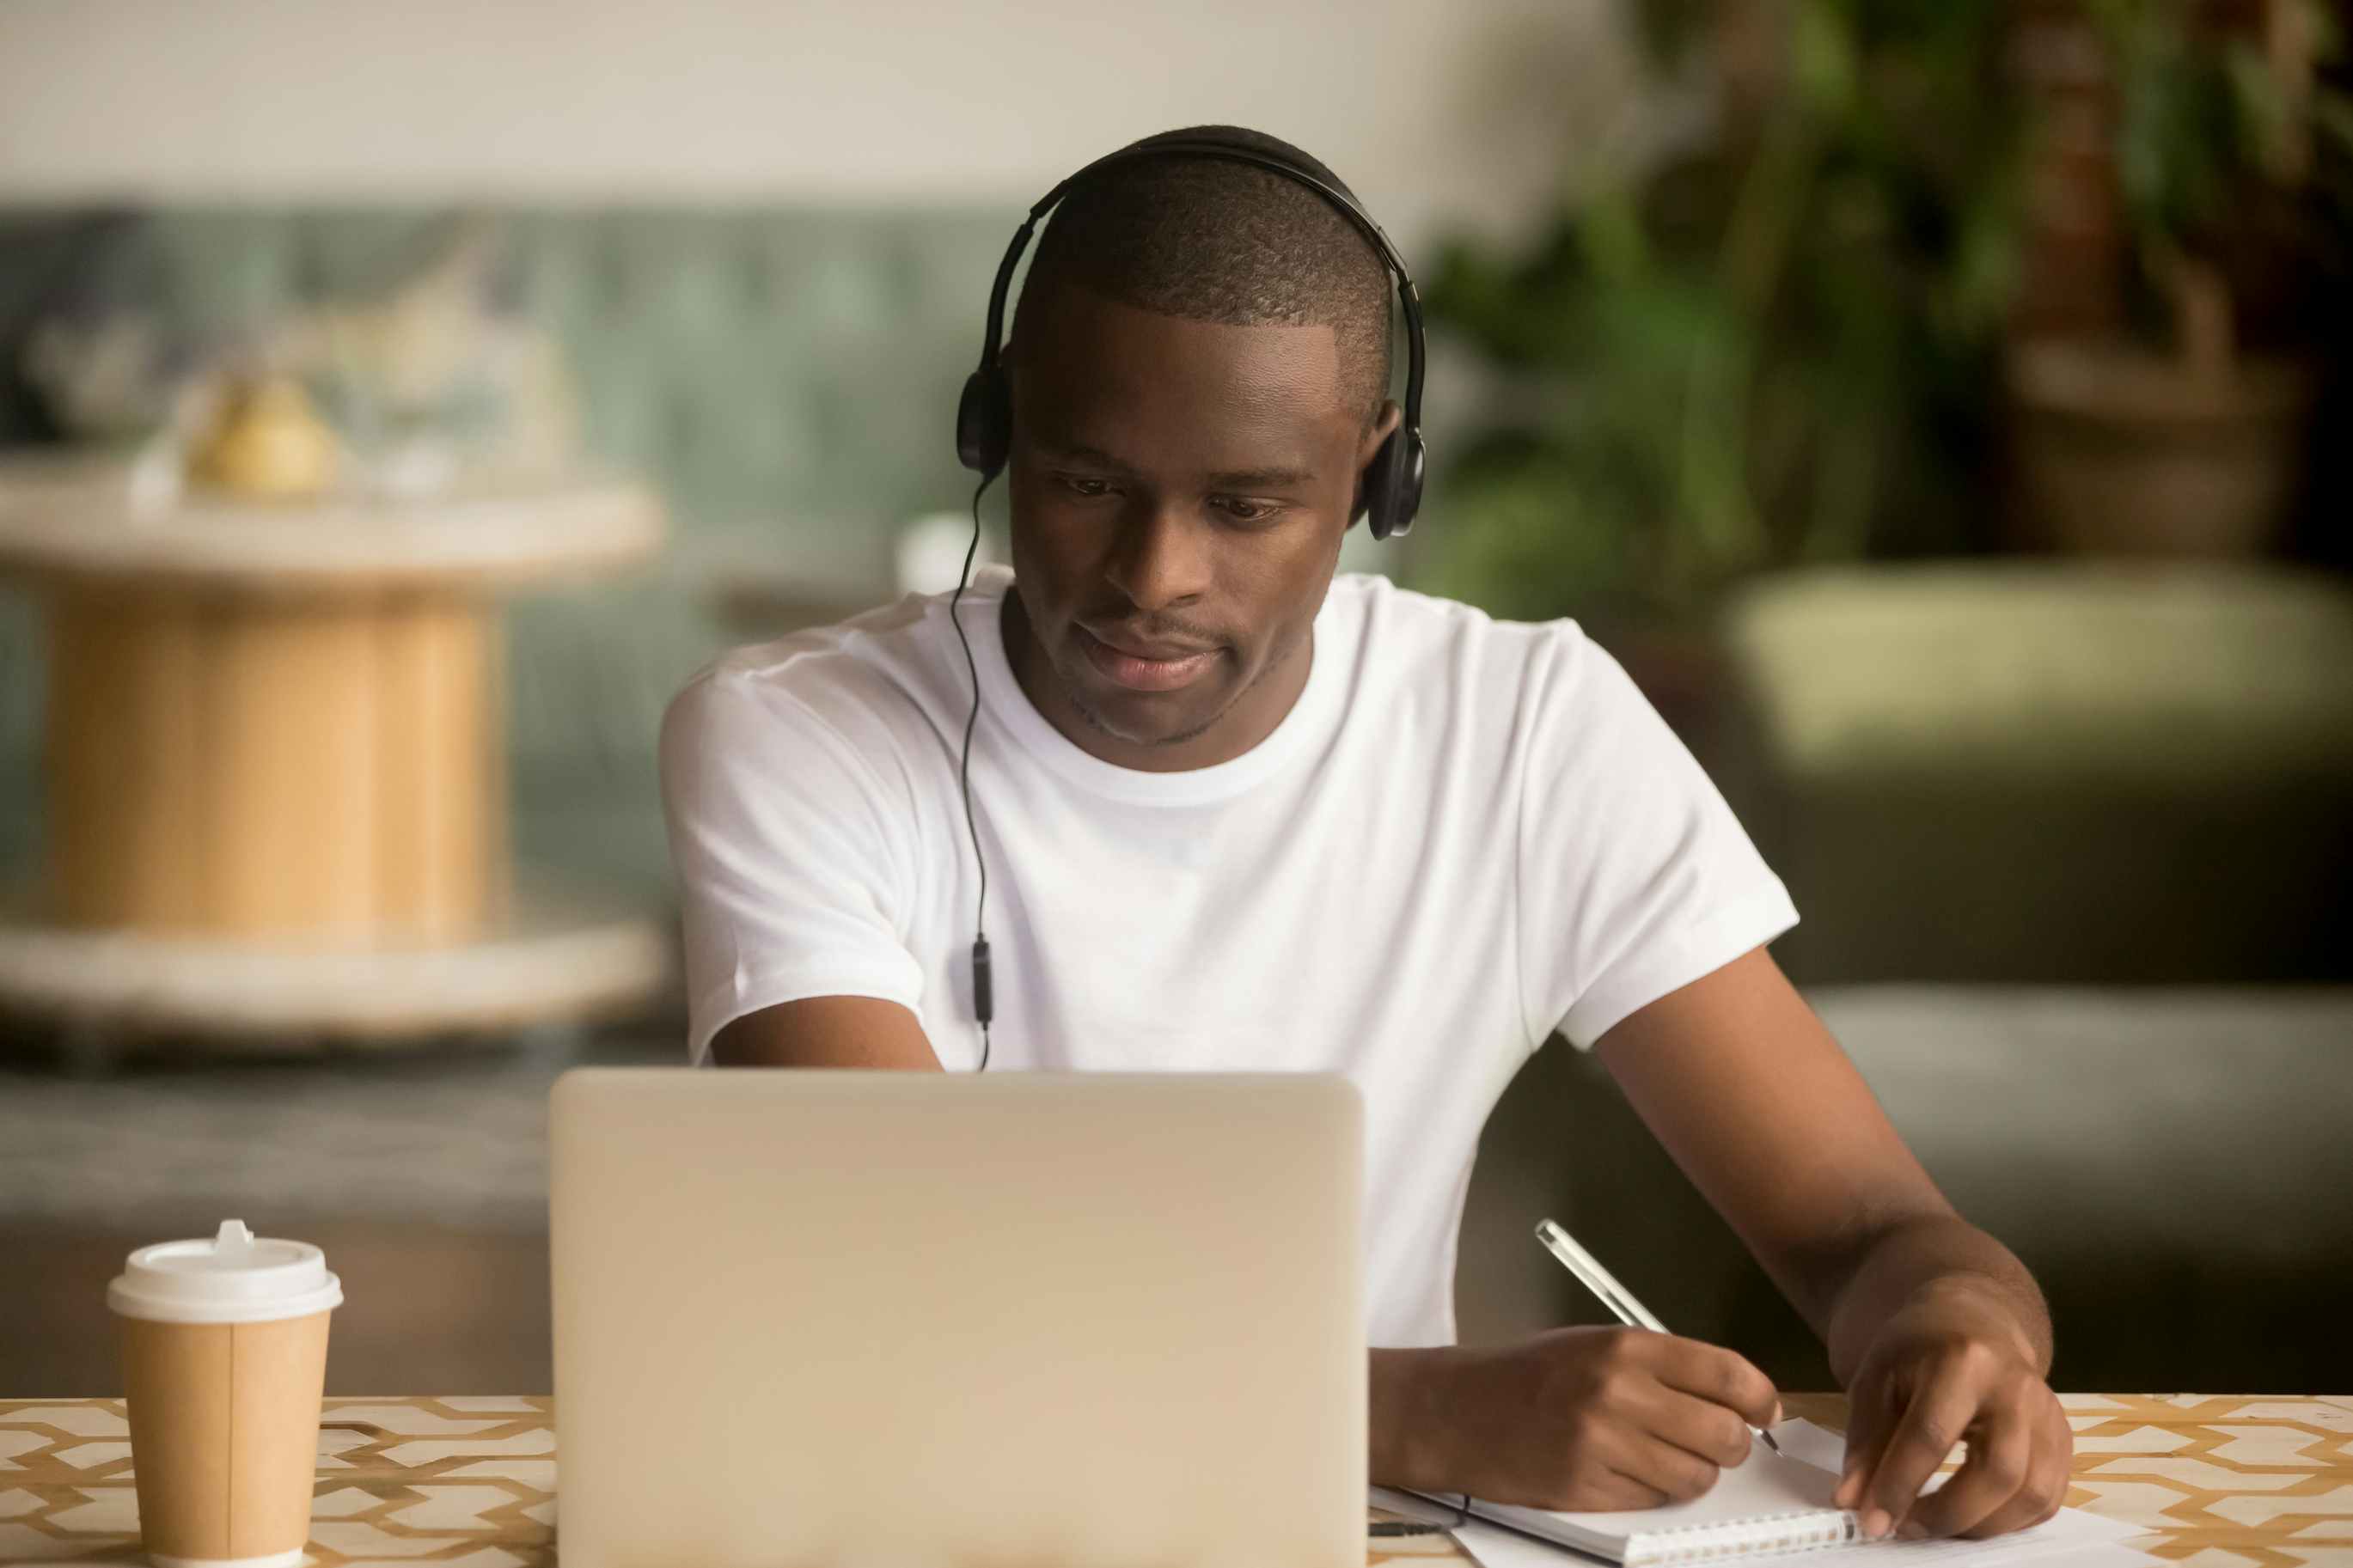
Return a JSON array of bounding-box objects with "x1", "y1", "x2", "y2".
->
[
  {"x1": 0, "y1": 1398, "x2": 553, "y2": 1568},
  {"x1": 2033, "y1": 1395, "x2": 2353, "y2": 1568},
  {"x1": 1779, "y1": 1394, "x2": 2353, "y2": 1568},
  {"x1": 3, "y1": 1394, "x2": 2350, "y2": 1566}
]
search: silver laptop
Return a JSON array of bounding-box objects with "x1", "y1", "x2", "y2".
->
[{"x1": 550, "y1": 1069, "x2": 1365, "y2": 1567}]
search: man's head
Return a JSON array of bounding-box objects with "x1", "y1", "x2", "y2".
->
[{"x1": 999, "y1": 127, "x2": 1402, "y2": 770}]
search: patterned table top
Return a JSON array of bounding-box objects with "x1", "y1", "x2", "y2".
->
[{"x1": 3, "y1": 1394, "x2": 2348, "y2": 1566}]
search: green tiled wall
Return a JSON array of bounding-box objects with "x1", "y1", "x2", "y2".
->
[{"x1": 0, "y1": 205, "x2": 1020, "y2": 888}]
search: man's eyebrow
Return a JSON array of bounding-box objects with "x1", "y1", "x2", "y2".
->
[
  {"x1": 1206, "y1": 463, "x2": 1317, "y2": 491},
  {"x1": 1033, "y1": 441, "x2": 1140, "y2": 474},
  {"x1": 1035, "y1": 442, "x2": 1318, "y2": 491}
]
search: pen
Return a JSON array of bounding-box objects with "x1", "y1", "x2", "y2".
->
[{"x1": 1535, "y1": 1217, "x2": 1784, "y2": 1456}]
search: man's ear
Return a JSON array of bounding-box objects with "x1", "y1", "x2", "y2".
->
[{"x1": 1359, "y1": 399, "x2": 1404, "y2": 466}]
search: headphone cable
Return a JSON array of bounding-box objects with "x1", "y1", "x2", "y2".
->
[{"x1": 948, "y1": 476, "x2": 994, "y2": 1071}]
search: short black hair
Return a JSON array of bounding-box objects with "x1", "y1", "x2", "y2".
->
[{"x1": 1012, "y1": 125, "x2": 1396, "y2": 424}]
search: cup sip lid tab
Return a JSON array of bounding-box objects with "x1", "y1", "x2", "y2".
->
[{"x1": 107, "y1": 1219, "x2": 344, "y2": 1325}]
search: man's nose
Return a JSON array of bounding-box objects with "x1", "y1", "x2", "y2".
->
[{"x1": 1104, "y1": 499, "x2": 1211, "y2": 612}]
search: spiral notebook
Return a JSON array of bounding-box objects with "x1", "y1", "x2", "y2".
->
[
  {"x1": 1390, "y1": 1421, "x2": 2145, "y2": 1568},
  {"x1": 1451, "y1": 1442, "x2": 1864, "y2": 1565}
]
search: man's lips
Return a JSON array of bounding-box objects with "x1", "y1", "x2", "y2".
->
[{"x1": 1076, "y1": 623, "x2": 1221, "y2": 692}]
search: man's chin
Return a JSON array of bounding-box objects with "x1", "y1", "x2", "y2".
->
[{"x1": 1064, "y1": 677, "x2": 1229, "y2": 752}]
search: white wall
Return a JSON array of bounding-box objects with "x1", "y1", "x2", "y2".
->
[{"x1": 0, "y1": 0, "x2": 1649, "y2": 247}]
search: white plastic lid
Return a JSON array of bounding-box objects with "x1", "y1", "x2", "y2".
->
[{"x1": 107, "y1": 1220, "x2": 344, "y2": 1324}]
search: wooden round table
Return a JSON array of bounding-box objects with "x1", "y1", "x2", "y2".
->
[{"x1": 0, "y1": 456, "x2": 671, "y2": 1052}]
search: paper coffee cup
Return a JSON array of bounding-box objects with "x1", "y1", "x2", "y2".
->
[{"x1": 109, "y1": 1220, "x2": 342, "y2": 1568}]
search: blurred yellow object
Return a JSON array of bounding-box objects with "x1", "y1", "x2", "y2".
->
[{"x1": 187, "y1": 375, "x2": 341, "y2": 500}]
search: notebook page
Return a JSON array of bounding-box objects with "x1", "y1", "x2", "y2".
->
[
  {"x1": 1453, "y1": 1515, "x2": 2152, "y2": 1568},
  {"x1": 1440, "y1": 1423, "x2": 2145, "y2": 1568},
  {"x1": 1465, "y1": 1443, "x2": 1848, "y2": 1560}
]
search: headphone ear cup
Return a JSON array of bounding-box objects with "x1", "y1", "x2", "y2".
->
[
  {"x1": 956, "y1": 363, "x2": 1011, "y2": 477},
  {"x1": 1360, "y1": 430, "x2": 1396, "y2": 539},
  {"x1": 1389, "y1": 427, "x2": 1425, "y2": 539},
  {"x1": 1362, "y1": 427, "x2": 1426, "y2": 540}
]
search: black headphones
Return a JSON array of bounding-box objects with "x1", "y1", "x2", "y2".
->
[
  {"x1": 955, "y1": 128, "x2": 1429, "y2": 539},
  {"x1": 946, "y1": 130, "x2": 1430, "y2": 1069}
]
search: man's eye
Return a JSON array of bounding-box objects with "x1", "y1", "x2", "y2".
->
[
  {"x1": 1057, "y1": 474, "x2": 1117, "y2": 498},
  {"x1": 1212, "y1": 497, "x2": 1278, "y2": 524}
]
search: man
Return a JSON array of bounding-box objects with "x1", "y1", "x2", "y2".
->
[{"x1": 660, "y1": 126, "x2": 2070, "y2": 1541}]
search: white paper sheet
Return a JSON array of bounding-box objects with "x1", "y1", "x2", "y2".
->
[{"x1": 1401, "y1": 1420, "x2": 2148, "y2": 1568}]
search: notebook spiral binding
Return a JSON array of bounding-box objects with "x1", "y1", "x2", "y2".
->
[{"x1": 1623, "y1": 1508, "x2": 1863, "y2": 1565}]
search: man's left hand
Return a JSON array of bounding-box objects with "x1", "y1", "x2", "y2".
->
[{"x1": 1833, "y1": 1285, "x2": 2073, "y2": 1541}]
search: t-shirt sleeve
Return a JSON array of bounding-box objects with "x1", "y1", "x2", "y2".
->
[
  {"x1": 1516, "y1": 631, "x2": 1798, "y2": 1052},
  {"x1": 658, "y1": 668, "x2": 928, "y2": 1065}
]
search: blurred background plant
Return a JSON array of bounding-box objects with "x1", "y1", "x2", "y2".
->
[
  {"x1": 2002, "y1": 0, "x2": 2351, "y2": 558},
  {"x1": 1414, "y1": 0, "x2": 2353, "y2": 622},
  {"x1": 2098, "y1": 0, "x2": 2353, "y2": 366},
  {"x1": 1418, "y1": 0, "x2": 2028, "y2": 625}
]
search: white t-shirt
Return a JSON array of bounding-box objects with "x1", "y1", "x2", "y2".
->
[{"x1": 659, "y1": 566, "x2": 1797, "y2": 1348}]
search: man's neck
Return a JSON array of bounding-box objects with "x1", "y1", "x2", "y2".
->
[{"x1": 999, "y1": 586, "x2": 1312, "y2": 773}]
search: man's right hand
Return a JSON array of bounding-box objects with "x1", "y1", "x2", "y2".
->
[{"x1": 1372, "y1": 1327, "x2": 1782, "y2": 1510}]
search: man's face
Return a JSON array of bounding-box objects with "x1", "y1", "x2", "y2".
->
[{"x1": 1004, "y1": 287, "x2": 1397, "y2": 771}]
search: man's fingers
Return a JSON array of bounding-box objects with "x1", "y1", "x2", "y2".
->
[
  {"x1": 1834, "y1": 1384, "x2": 1896, "y2": 1510},
  {"x1": 1647, "y1": 1338, "x2": 1781, "y2": 1432},
  {"x1": 1590, "y1": 1468, "x2": 1673, "y2": 1511},
  {"x1": 1609, "y1": 1427, "x2": 1725, "y2": 1504},
  {"x1": 1834, "y1": 1421, "x2": 1868, "y2": 1506},
  {"x1": 1635, "y1": 1382, "x2": 1759, "y2": 1470},
  {"x1": 1959, "y1": 1399, "x2": 2075, "y2": 1539},
  {"x1": 1902, "y1": 1398, "x2": 2033, "y2": 1539},
  {"x1": 1957, "y1": 1464, "x2": 2065, "y2": 1540},
  {"x1": 1858, "y1": 1376, "x2": 1981, "y2": 1538}
]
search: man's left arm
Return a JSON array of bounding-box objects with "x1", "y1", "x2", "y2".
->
[{"x1": 1592, "y1": 946, "x2": 2073, "y2": 1541}]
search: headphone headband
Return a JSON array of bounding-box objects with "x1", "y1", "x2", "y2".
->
[{"x1": 975, "y1": 138, "x2": 1427, "y2": 435}]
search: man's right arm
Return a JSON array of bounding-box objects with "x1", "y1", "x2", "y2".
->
[
  {"x1": 709, "y1": 995, "x2": 944, "y2": 1071},
  {"x1": 663, "y1": 669, "x2": 943, "y2": 1065}
]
